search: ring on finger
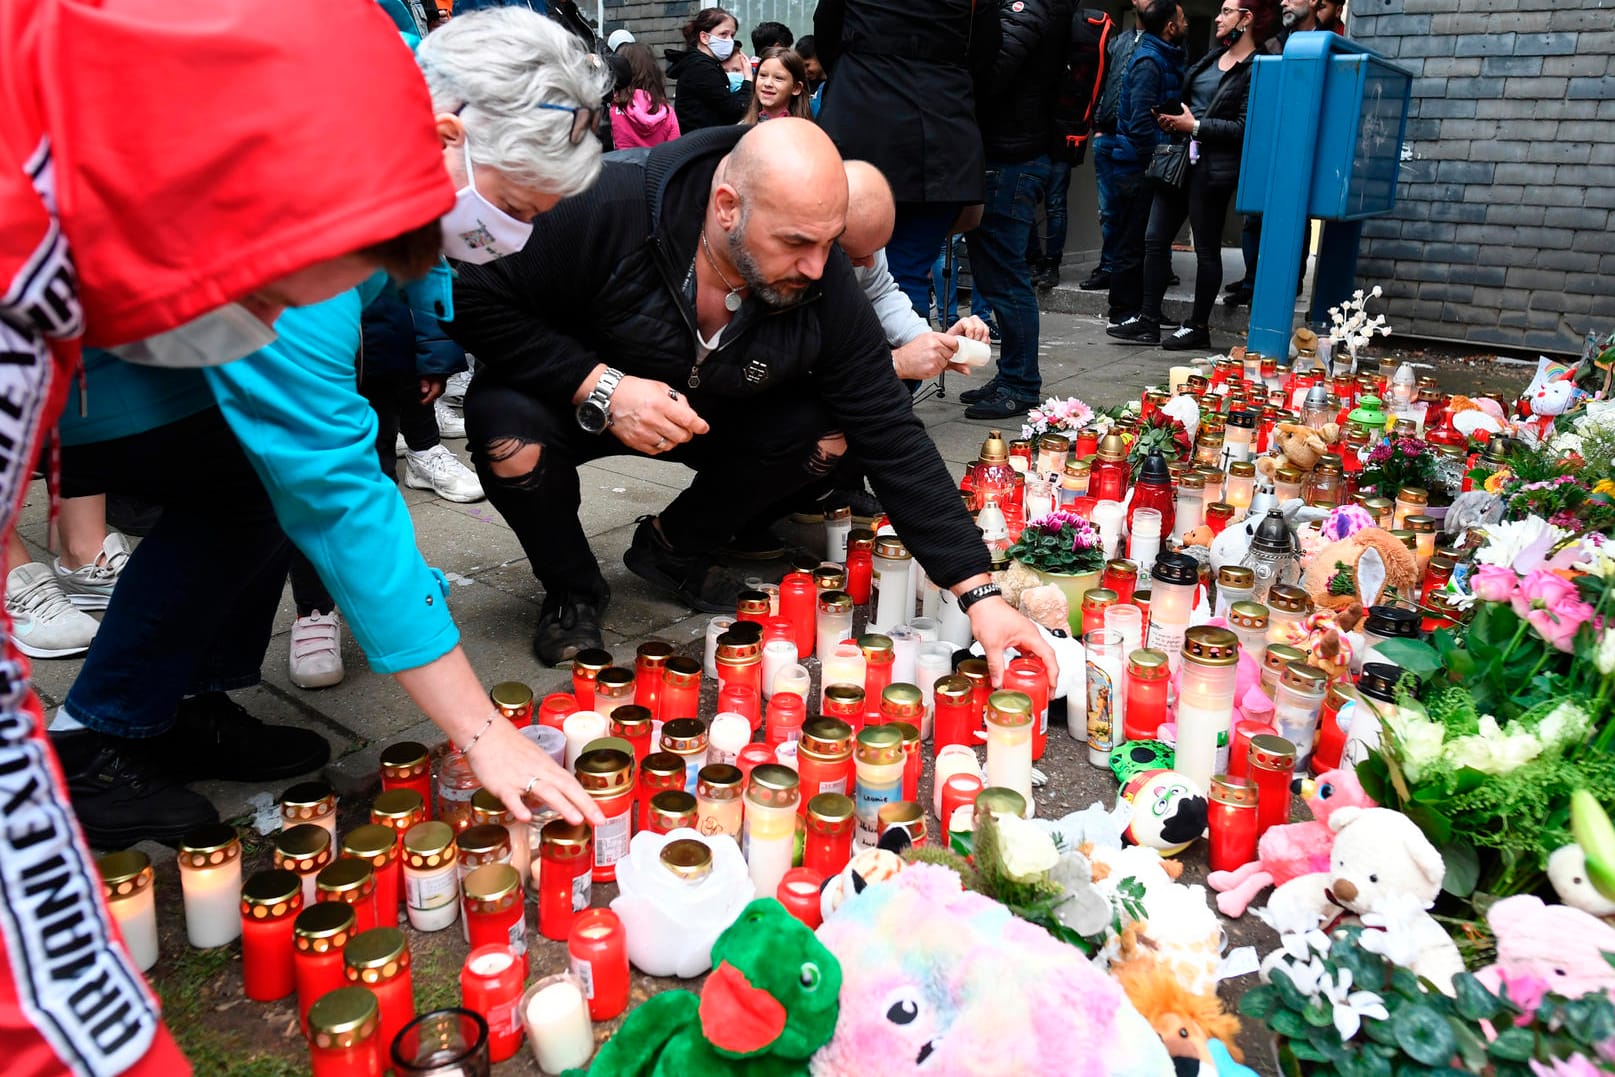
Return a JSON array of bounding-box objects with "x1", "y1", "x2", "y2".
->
[
  {"x1": 655, "y1": 436, "x2": 668, "y2": 451},
  {"x1": 523, "y1": 776, "x2": 540, "y2": 798}
]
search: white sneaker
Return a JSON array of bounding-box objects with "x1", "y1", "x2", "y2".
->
[
  {"x1": 395, "y1": 433, "x2": 408, "y2": 457},
  {"x1": 404, "y1": 444, "x2": 484, "y2": 502},
  {"x1": 289, "y1": 609, "x2": 345, "y2": 689},
  {"x1": 441, "y1": 370, "x2": 472, "y2": 408},
  {"x1": 52, "y1": 531, "x2": 132, "y2": 610},
  {"x1": 6, "y1": 562, "x2": 100, "y2": 658},
  {"x1": 434, "y1": 399, "x2": 466, "y2": 439}
]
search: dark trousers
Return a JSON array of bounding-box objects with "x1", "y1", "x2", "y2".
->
[
  {"x1": 1141, "y1": 172, "x2": 1237, "y2": 329},
  {"x1": 1027, "y1": 160, "x2": 1074, "y2": 264},
  {"x1": 886, "y1": 201, "x2": 963, "y2": 319},
  {"x1": 465, "y1": 380, "x2": 835, "y2": 595},
  {"x1": 1104, "y1": 168, "x2": 1155, "y2": 321},
  {"x1": 59, "y1": 409, "x2": 289, "y2": 738},
  {"x1": 290, "y1": 368, "x2": 436, "y2": 616},
  {"x1": 1091, "y1": 135, "x2": 1123, "y2": 273},
  {"x1": 969, "y1": 155, "x2": 1054, "y2": 402}
]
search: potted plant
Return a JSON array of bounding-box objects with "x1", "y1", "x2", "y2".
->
[
  {"x1": 1358, "y1": 435, "x2": 1454, "y2": 512},
  {"x1": 1006, "y1": 510, "x2": 1108, "y2": 635}
]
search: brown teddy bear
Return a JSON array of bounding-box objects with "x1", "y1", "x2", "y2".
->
[{"x1": 1256, "y1": 421, "x2": 1341, "y2": 483}]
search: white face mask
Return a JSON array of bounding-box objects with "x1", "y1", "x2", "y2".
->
[
  {"x1": 440, "y1": 140, "x2": 534, "y2": 264},
  {"x1": 706, "y1": 33, "x2": 735, "y2": 60},
  {"x1": 107, "y1": 302, "x2": 278, "y2": 368}
]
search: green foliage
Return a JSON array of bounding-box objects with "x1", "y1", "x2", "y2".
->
[
  {"x1": 1328, "y1": 562, "x2": 1357, "y2": 597},
  {"x1": 1005, "y1": 514, "x2": 1107, "y2": 575}
]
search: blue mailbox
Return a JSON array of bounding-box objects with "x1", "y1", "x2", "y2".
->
[{"x1": 1235, "y1": 32, "x2": 1413, "y2": 361}]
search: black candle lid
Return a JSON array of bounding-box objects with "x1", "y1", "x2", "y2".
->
[
  {"x1": 1364, "y1": 605, "x2": 1420, "y2": 639},
  {"x1": 1151, "y1": 552, "x2": 1200, "y2": 587},
  {"x1": 1357, "y1": 662, "x2": 1406, "y2": 703}
]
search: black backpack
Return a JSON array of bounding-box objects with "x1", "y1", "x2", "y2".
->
[{"x1": 1050, "y1": 8, "x2": 1114, "y2": 164}]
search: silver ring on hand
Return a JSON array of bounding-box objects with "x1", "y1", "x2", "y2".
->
[
  {"x1": 523, "y1": 776, "x2": 540, "y2": 798},
  {"x1": 655, "y1": 436, "x2": 668, "y2": 451}
]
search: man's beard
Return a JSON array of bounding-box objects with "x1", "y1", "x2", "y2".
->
[
  {"x1": 727, "y1": 209, "x2": 812, "y2": 309},
  {"x1": 1281, "y1": 7, "x2": 1300, "y2": 26}
]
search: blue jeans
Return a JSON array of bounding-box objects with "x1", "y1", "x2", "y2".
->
[
  {"x1": 1028, "y1": 160, "x2": 1074, "y2": 263},
  {"x1": 886, "y1": 201, "x2": 962, "y2": 319},
  {"x1": 1092, "y1": 135, "x2": 1123, "y2": 273},
  {"x1": 59, "y1": 408, "x2": 290, "y2": 737},
  {"x1": 931, "y1": 235, "x2": 995, "y2": 326},
  {"x1": 968, "y1": 156, "x2": 1053, "y2": 402}
]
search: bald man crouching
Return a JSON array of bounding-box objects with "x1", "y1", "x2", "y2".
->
[{"x1": 449, "y1": 121, "x2": 1056, "y2": 684}]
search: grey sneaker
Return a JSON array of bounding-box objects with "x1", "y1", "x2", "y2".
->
[
  {"x1": 6, "y1": 562, "x2": 100, "y2": 658},
  {"x1": 404, "y1": 444, "x2": 484, "y2": 502},
  {"x1": 434, "y1": 399, "x2": 466, "y2": 439},
  {"x1": 52, "y1": 531, "x2": 131, "y2": 610}
]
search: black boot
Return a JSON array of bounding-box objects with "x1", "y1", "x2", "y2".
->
[
  {"x1": 534, "y1": 578, "x2": 610, "y2": 667},
  {"x1": 150, "y1": 693, "x2": 332, "y2": 783},
  {"x1": 54, "y1": 730, "x2": 219, "y2": 848},
  {"x1": 623, "y1": 515, "x2": 753, "y2": 614}
]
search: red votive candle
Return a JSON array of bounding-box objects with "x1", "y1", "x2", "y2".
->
[
  {"x1": 638, "y1": 753, "x2": 686, "y2": 832},
  {"x1": 737, "y1": 742, "x2": 777, "y2": 783},
  {"x1": 307, "y1": 986, "x2": 383, "y2": 1077},
  {"x1": 294, "y1": 902, "x2": 357, "y2": 1033},
  {"x1": 241, "y1": 869, "x2": 303, "y2": 1001},
  {"x1": 463, "y1": 864, "x2": 528, "y2": 977},
  {"x1": 1228, "y1": 720, "x2": 1279, "y2": 780},
  {"x1": 1123, "y1": 649, "x2": 1171, "y2": 741},
  {"x1": 341, "y1": 826, "x2": 401, "y2": 929},
  {"x1": 539, "y1": 692, "x2": 580, "y2": 731},
  {"x1": 658, "y1": 657, "x2": 703, "y2": 722},
  {"x1": 342, "y1": 928, "x2": 413, "y2": 1055},
  {"x1": 571, "y1": 648, "x2": 612, "y2": 710},
  {"x1": 568, "y1": 909, "x2": 629, "y2": 1022},
  {"x1": 718, "y1": 682, "x2": 760, "y2": 730},
  {"x1": 538, "y1": 820, "x2": 593, "y2": 942},
  {"x1": 779, "y1": 571, "x2": 817, "y2": 660},
  {"x1": 378, "y1": 742, "x2": 432, "y2": 819},
  {"x1": 1249, "y1": 735, "x2": 1297, "y2": 838},
  {"x1": 940, "y1": 773, "x2": 985, "y2": 843},
  {"x1": 764, "y1": 692, "x2": 806, "y2": 748},
  {"x1": 932, "y1": 676, "x2": 976, "y2": 753},
  {"x1": 796, "y1": 720, "x2": 855, "y2": 807},
  {"x1": 461, "y1": 946, "x2": 526, "y2": 1064},
  {"x1": 610, "y1": 705, "x2": 654, "y2": 765},
  {"x1": 1208, "y1": 775, "x2": 1260, "y2": 872},
  {"x1": 1003, "y1": 657, "x2": 1050, "y2": 762},
  {"x1": 315, "y1": 857, "x2": 377, "y2": 935},
  {"x1": 777, "y1": 867, "x2": 826, "y2": 929},
  {"x1": 370, "y1": 789, "x2": 426, "y2": 857},
  {"x1": 803, "y1": 793, "x2": 856, "y2": 877},
  {"x1": 633, "y1": 641, "x2": 674, "y2": 715}
]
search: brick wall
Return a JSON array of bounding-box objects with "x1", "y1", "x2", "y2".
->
[
  {"x1": 602, "y1": 0, "x2": 697, "y2": 63},
  {"x1": 1346, "y1": 0, "x2": 1615, "y2": 355}
]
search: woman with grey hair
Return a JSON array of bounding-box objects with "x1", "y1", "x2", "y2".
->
[{"x1": 418, "y1": 7, "x2": 611, "y2": 259}]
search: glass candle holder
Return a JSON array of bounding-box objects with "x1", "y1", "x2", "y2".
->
[
  {"x1": 380, "y1": 741, "x2": 433, "y2": 819},
  {"x1": 814, "y1": 590, "x2": 855, "y2": 664},
  {"x1": 372, "y1": 789, "x2": 427, "y2": 857},
  {"x1": 703, "y1": 616, "x2": 735, "y2": 679},
  {"x1": 985, "y1": 691, "x2": 1035, "y2": 813},
  {"x1": 276, "y1": 823, "x2": 334, "y2": 907},
  {"x1": 462, "y1": 946, "x2": 526, "y2": 1064},
  {"x1": 1227, "y1": 601, "x2": 1270, "y2": 666},
  {"x1": 463, "y1": 863, "x2": 526, "y2": 970},
  {"x1": 633, "y1": 641, "x2": 674, "y2": 714},
  {"x1": 282, "y1": 779, "x2": 339, "y2": 842},
  {"x1": 738, "y1": 742, "x2": 777, "y2": 781},
  {"x1": 1393, "y1": 485, "x2": 1428, "y2": 530},
  {"x1": 177, "y1": 823, "x2": 243, "y2": 949},
  {"x1": 97, "y1": 850, "x2": 158, "y2": 973},
  {"x1": 1121, "y1": 648, "x2": 1170, "y2": 741},
  {"x1": 571, "y1": 648, "x2": 613, "y2": 710},
  {"x1": 956, "y1": 658, "x2": 992, "y2": 736},
  {"x1": 744, "y1": 764, "x2": 801, "y2": 896},
  {"x1": 803, "y1": 792, "x2": 856, "y2": 876},
  {"x1": 736, "y1": 589, "x2": 772, "y2": 624},
  {"x1": 893, "y1": 722, "x2": 922, "y2": 802},
  {"x1": 537, "y1": 820, "x2": 592, "y2": 942},
  {"x1": 876, "y1": 683, "x2": 925, "y2": 730},
  {"x1": 1214, "y1": 565, "x2": 1256, "y2": 621},
  {"x1": 1272, "y1": 662, "x2": 1328, "y2": 771},
  {"x1": 592, "y1": 667, "x2": 636, "y2": 721},
  {"x1": 1265, "y1": 585, "x2": 1312, "y2": 647},
  {"x1": 521, "y1": 974, "x2": 594, "y2": 1076},
  {"x1": 765, "y1": 691, "x2": 806, "y2": 748},
  {"x1": 760, "y1": 639, "x2": 798, "y2": 706},
  {"x1": 308, "y1": 985, "x2": 383, "y2": 1077},
  {"x1": 939, "y1": 773, "x2": 985, "y2": 843},
  {"x1": 401, "y1": 821, "x2": 460, "y2": 932},
  {"x1": 638, "y1": 752, "x2": 687, "y2": 831},
  {"x1": 343, "y1": 927, "x2": 414, "y2": 1056},
  {"x1": 437, "y1": 748, "x2": 481, "y2": 832},
  {"x1": 657, "y1": 657, "x2": 702, "y2": 723},
  {"x1": 343, "y1": 825, "x2": 402, "y2": 930},
  {"x1": 797, "y1": 718, "x2": 855, "y2": 806},
  {"x1": 241, "y1": 868, "x2": 303, "y2": 1001},
  {"x1": 854, "y1": 726, "x2": 906, "y2": 847},
  {"x1": 392, "y1": 1008, "x2": 489, "y2": 1077},
  {"x1": 777, "y1": 867, "x2": 826, "y2": 930},
  {"x1": 316, "y1": 857, "x2": 378, "y2": 934},
  {"x1": 539, "y1": 693, "x2": 580, "y2": 731},
  {"x1": 1312, "y1": 680, "x2": 1360, "y2": 775},
  {"x1": 1145, "y1": 553, "x2": 1199, "y2": 673},
  {"x1": 490, "y1": 681, "x2": 535, "y2": 730},
  {"x1": 824, "y1": 503, "x2": 853, "y2": 564},
  {"x1": 456, "y1": 823, "x2": 515, "y2": 922},
  {"x1": 1175, "y1": 626, "x2": 1241, "y2": 791},
  {"x1": 868, "y1": 537, "x2": 913, "y2": 634},
  {"x1": 575, "y1": 748, "x2": 635, "y2": 882},
  {"x1": 646, "y1": 790, "x2": 699, "y2": 834},
  {"x1": 845, "y1": 529, "x2": 876, "y2": 604},
  {"x1": 1249, "y1": 734, "x2": 1297, "y2": 838},
  {"x1": 707, "y1": 713, "x2": 751, "y2": 766},
  {"x1": 1090, "y1": 498, "x2": 1126, "y2": 560},
  {"x1": 715, "y1": 634, "x2": 763, "y2": 716},
  {"x1": 568, "y1": 908, "x2": 629, "y2": 1022},
  {"x1": 1228, "y1": 719, "x2": 1279, "y2": 780},
  {"x1": 1129, "y1": 507, "x2": 1163, "y2": 572},
  {"x1": 772, "y1": 662, "x2": 812, "y2": 708},
  {"x1": 1083, "y1": 629, "x2": 1125, "y2": 768},
  {"x1": 1002, "y1": 657, "x2": 1050, "y2": 763},
  {"x1": 294, "y1": 901, "x2": 358, "y2": 1034},
  {"x1": 779, "y1": 570, "x2": 817, "y2": 660},
  {"x1": 930, "y1": 675, "x2": 975, "y2": 752}
]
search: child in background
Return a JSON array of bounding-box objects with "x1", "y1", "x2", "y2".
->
[
  {"x1": 749, "y1": 19, "x2": 794, "y2": 76},
  {"x1": 609, "y1": 42, "x2": 681, "y2": 148},
  {"x1": 741, "y1": 46, "x2": 813, "y2": 123},
  {"x1": 797, "y1": 34, "x2": 826, "y2": 116}
]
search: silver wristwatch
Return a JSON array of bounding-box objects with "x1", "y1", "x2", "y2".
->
[{"x1": 576, "y1": 367, "x2": 624, "y2": 434}]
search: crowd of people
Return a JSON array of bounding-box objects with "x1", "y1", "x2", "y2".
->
[{"x1": 0, "y1": 0, "x2": 1361, "y2": 1068}]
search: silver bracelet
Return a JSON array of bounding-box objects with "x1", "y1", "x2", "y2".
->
[{"x1": 458, "y1": 712, "x2": 497, "y2": 756}]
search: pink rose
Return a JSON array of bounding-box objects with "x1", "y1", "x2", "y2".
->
[
  {"x1": 1510, "y1": 569, "x2": 1578, "y2": 619},
  {"x1": 1470, "y1": 565, "x2": 1520, "y2": 603},
  {"x1": 1530, "y1": 596, "x2": 1595, "y2": 653}
]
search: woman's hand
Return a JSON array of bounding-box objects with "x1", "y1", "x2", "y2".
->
[
  {"x1": 466, "y1": 719, "x2": 604, "y2": 826},
  {"x1": 1157, "y1": 105, "x2": 1196, "y2": 134},
  {"x1": 967, "y1": 595, "x2": 1060, "y2": 688}
]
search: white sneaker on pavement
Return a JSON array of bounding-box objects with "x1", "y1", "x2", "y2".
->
[
  {"x1": 52, "y1": 531, "x2": 132, "y2": 610},
  {"x1": 289, "y1": 609, "x2": 345, "y2": 689},
  {"x1": 441, "y1": 370, "x2": 472, "y2": 408},
  {"x1": 404, "y1": 444, "x2": 484, "y2": 502},
  {"x1": 6, "y1": 562, "x2": 100, "y2": 658},
  {"x1": 434, "y1": 399, "x2": 466, "y2": 439},
  {"x1": 395, "y1": 433, "x2": 408, "y2": 457}
]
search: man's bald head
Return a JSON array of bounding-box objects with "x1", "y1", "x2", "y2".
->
[
  {"x1": 841, "y1": 160, "x2": 895, "y2": 267},
  {"x1": 709, "y1": 119, "x2": 850, "y2": 308}
]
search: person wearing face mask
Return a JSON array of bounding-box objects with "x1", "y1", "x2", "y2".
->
[
  {"x1": 48, "y1": 9, "x2": 610, "y2": 854},
  {"x1": 666, "y1": 7, "x2": 754, "y2": 133}
]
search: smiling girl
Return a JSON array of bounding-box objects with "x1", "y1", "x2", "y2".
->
[{"x1": 741, "y1": 47, "x2": 813, "y2": 123}]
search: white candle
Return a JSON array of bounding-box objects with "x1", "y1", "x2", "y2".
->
[
  {"x1": 1090, "y1": 500, "x2": 1126, "y2": 560},
  {"x1": 704, "y1": 616, "x2": 734, "y2": 679},
  {"x1": 819, "y1": 643, "x2": 866, "y2": 713},
  {"x1": 563, "y1": 711, "x2": 609, "y2": 770},
  {"x1": 522, "y1": 975, "x2": 595, "y2": 1074},
  {"x1": 760, "y1": 640, "x2": 797, "y2": 701},
  {"x1": 909, "y1": 617, "x2": 941, "y2": 643},
  {"x1": 933, "y1": 744, "x2": 984, "y2": 817},
  {"x1": 915, "y1": 642, "x2": 955, "y2": 742},
  {"x1": 707, "y1": 713, "x2": 751, "y2": 766},
  {"x1": 869, "y1": 538, "x2": 913, "y2": 635},
  {"x1": 178, "y1": 826, "x2": 243, "y2": 949},
  {"x1": 918, "y1": 574, "x2": 941, "y2": 620},
  {"x1": 1104, "y1": 604, "x2": 1143, "y2": 663},
  {"x1": 772, "y1": 663, "x2": 811, "y2": 704},
  {"x1": 98, "y1": 851, "x2": 159, "y2": 972},
  {"x1": 1169, "y1": 365, "x2": 1195, "y2": 394},
  {"x1": 985, "y1": 694, "x2": 1035, "y2": 816},
  {"x1": 937, "y1": 588, "x2": 972, "y2": 649},
  {"x1": 887, "y1": 626, "x2": 919, "y2": 684},
  {"x1": 955, "y1": 336, "x2": 991, "y2": 367},
  {"x1": 1130, "y1": 507, "x2": 1162, "y2": 572}
]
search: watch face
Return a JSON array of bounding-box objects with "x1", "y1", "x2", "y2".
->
[{"x1": 577, "y1": 402, "x2": 608, "y2": 434}]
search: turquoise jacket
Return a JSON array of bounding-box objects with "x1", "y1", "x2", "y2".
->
[{"x1": 61, "y1": 270, "x2": 460, "y2": 674}]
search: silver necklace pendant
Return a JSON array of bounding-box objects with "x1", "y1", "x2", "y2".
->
[{"x1": 724, "y1": 290, "x2": 742, "y2": 312}]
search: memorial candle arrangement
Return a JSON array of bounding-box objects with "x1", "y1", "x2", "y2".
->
[
  {"x1": 177, "y1": 823, "x2": 243, "y2": 949},
  {"x1": 98, "y1": 850, "x2": 159, "y2": 973}
]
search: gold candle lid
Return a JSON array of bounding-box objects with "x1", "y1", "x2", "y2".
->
[
  {"x1": 178, "y1": 823, "x2": 242, "y2": 870},
  {"x1": 817, "y1": 589, "x2": 854, "y2": 614},
  {"x1": 1280, "y1": 661, "x2": 1328, "y2": 694},
  {"x1": 595, "y1": 666, "x2": 636, "y2": 693},
  {"x1": 610, "y1": 705, "x2": 654, "y2": 738},
  {"x1": 1179, "y1": 471, "x2": 1206, "y2": 490},
  {"x1": 823, "y1": 683, "x2": 866, "y2": 711},
  {"x1": 490, "y1": 680, "x2": 534, "y2": 712},
  {"x1": 1229, "y1": 601, "x2": 1269, "y2": 629},
  {"x1": 371, "y1": 788, "x2": 426, "y2": 825},
  {"x1": 1266, "y1": 584, "x2": 1311, "y2": 614},
  {"x1": 471, "y1": 787, "x2": 512, "y2": 827},
  {"x1": 456, "y1": 823, "x2": 512, "y2": 863},
  {"x1": 315, "y1": 857, "x2": 375, "y2": 902},
  {"x1": 1096, "y1": 431, "x2": 1128, "y2": 461},
  {"x1": 747, "y1": 764, "x2": 801, "y2": 808},
  {"x1": 635, "y1": 640, "x2": 675, "y2": 668},
  {"x1": 241, "y1": 868, "x2": 304, "y2": 918},
  {"x1": 976, "y1": 786, "x2": 1028, "y2": 819},
  {"x1": 1396, "y1": 485, "x2": 1429, "y2": 505},
  {"x1": 540, "y1": 819, "x2": 592, "y2": 852},
  {"x1": 858, "y1": 633, "x2": 895, "y2": 657},
  {"x1": 97, "y1": 850, "x2": 154, "y2": 898},
  {"x1": 848, "y1": 528, "x2": 877, "y2": 552},
  {"x1": 281, "y1": 779, "x2": 337, "y2": 820},
  {"x1": 343, "y1": 927, "x2": 410, "y2": 982},
  {"x1": 932, "y1": 674, "x2": 972, "y2": 703},
  {"x1": 295, "y1": 901, "x2": 357, "y2": 950},
  {"x1": 892, "y1": 721, "x2": 920, "y2": 751},
  {"x1": 660, "y1": 839, "x2": 713, "y2": 883},
  {"x1": 275, "y1": 823, "x2": 333, "y2": 871},
  {"x1": 640, "y1": 751, "x2": 687, "y2": 781},
  {"x1": 855, "y1": 725, "x2": 904, "y2": 765},
  {"x1": 1406, "y1": 514, "x2": 1437, "y2": 534},
  {"x1": 801, "y1": 718, "x2": 854, "y2": 757},
  {"x1": 872, "y1": 537, "x2": 910, "y2": 561},
  {"x1": 308, "y1": 987, "x2": 380, "y2": 1050},
  {"x1": 1264, "y1": 644, "x2": 1308, "y2": 675},
  {"x1": 823, "y1": 503, "x2": 852, "y2": 522},
  {"x1": 806, "y1": 792, "x2": 855, "y2": 830},
  {"x1": 1064, "y1": 458, "x2": 1092, "y2": 478},
  {"x1": 736, "y1": 591, "x2": 772, "y2": 617},
  {"x1": 696, "y1": 764, "x2": 744, "y2": 800},
  {"x1": 402, "y1": 821, "x2": 457, "y2": 867},
  {"x1": 1229, "y1": 460, "x2": 1256, "y2": 478},
  {"x1": 986, "y1": 690, "x2": 1033, "y2": 727},
  {"x1": 1389, "y1": 529, "x2": 1418, "y2": 551},
  {"x1": 648, "y1": 790, "x2": 698, "y2": 829},
  {"x1": 379, "y1": 740, "x2": 429, "y2": 776},
  {"x1": 978, "y1": 429, "x2": 1010, "y2": 463},
  {"x1": 1217, "y1": 565, "x2": 1255, "y2": 588},
  {"x1": 878, "y1": 801, "x2": 925, "y2": 836},
  {"x1": 576, "y1": 748, "x2": 635, "y2": 793},
  {"x1": 463, "y1": 863, "x2": 522, "y2": 910},
  {"x1": 341, "y1": 824, "x2": 398, "y2": 864},
  {"x1": 661, "y1": 656, "x2": 702, "y2": 689},
  {"x1": 812, "y1": 566, "x2": 847, "y2": 591},
  {"x1": 1182, "y1": 625, "x2": 1240, "y2": 666},
  {"x1": 1127, "y1": 648, "x2": 1170, "y2": 679},
  {"x1": 1037, "y1": 432, "x2": 1071, "y2": 451},
  {"x1": 659, "y1": 718, "x2": 708, "y2": 753},
  {"x1": 1248, "y1": 734, "x2": 1297, "y2": 768},
  {"x1": 956, "y1": 658, "x2": 991, "y2": 687},
  {"x1": 572, "y1": 648, "x2": 613, "y2": 675},
  {"x1": 879, "y1": 683, "x2": 924, "y2": 718}
]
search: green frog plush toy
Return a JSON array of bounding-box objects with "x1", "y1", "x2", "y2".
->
[{"x1": 578, "y1": 898, "x2": 841, "y2": 1077}]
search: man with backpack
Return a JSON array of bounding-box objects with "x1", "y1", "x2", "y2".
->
[{"x1": 954, "y1": 0, "x2": 1076, "y2": 420}]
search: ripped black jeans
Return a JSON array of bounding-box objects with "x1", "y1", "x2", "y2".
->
[{"x1": 464, "y1": 378, "x2": 839, "y2": 597}]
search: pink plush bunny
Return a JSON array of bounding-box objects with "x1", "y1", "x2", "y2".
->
[
  {"x1": 1475, "y1": 895, "x2": 1615, "y2": 1002},
  {"x1": 1205, "y1": 767, "x2": 1375, "y2": 917}
]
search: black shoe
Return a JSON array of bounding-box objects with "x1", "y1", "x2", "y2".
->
[
  {"x1": 534, "y1": 581, "x2": 609, "y2": 667},
  {"x1": 624, "y1": 515, "x2": 752, "y2": 614},
  {"x1": 1168, "y1": 273, "x2": 1182, "y2": 287},
  {"x1": 153, "y1": 693, "x2": 332, "y2": 783},
  {"x1": 963, "y1": 388, "x2": 1035, "y2": 421},
  {"x1": 1106, "y1": 316, "x2": 1160, "y2": 344},
  {"x1": 1161, "y1": 324, "x2": 1212, "y2": 351},
  {"x1": 719, "y1": 522, "x2": 786, "y2": 560},
  {"x1": 958, "y1": 379, "x2": 1003, "y2": 405},
  {"x1": 1222, "y1": 288, "x2": 1251, "y2": 309},
  {"x1": 1078, "y1": 270, "x2": 1111, "y2": 291},
  {"x1": 1224, "y1": 277, "x2": 1248, "y2": 295},
  {"x1": 1031, "y1": 260, "x2": 1061, "y2": 289},
  {"x1": 55, "y1": 730, "x2": 219, "y2": 847}
]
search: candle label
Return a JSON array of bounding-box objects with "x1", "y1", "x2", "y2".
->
[
  {"x1": 571, "y1": 870, "x2": 592, "y2": 912},
  {"x1": 854, "y1": 775, "x2": 902, "y2": 846},
  {"x1": 492, "y1": 996, "x2": 522, "y2": 1038},
  {"x1": 1146, "y1": 622, "x2": 1187, "y2": 669},
  {"x1": 570, "y1": 955, "x2": 595, "y2": 1000},
  {"x1": 406, "y1": 867, "x2": 458, "y2": 910},
  {"x1": 508, "y1": 920, "x2": 528, "y2": 956},
  {"x1": 1085, "y1": 659, "x2": 1115, "y2": 755},
  {"x1": 815, "y1": 776, "x2": 846, "y2": 797},
  {"x1": 594, "y1": 811, "x2": 631, "y2": 868}
]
